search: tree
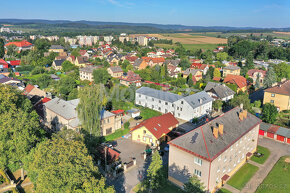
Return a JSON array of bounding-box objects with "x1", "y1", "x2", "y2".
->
[
  {"x1": 93, "y1": 68, "x2": 110, "y2": 84},
  {"x1": 0, "y1": 38, "x2": 4, "y2": 58},
  {"x1": 34, "y1": 38, "x2": 50, "y2": 52},
  {"x1": 25, "y1": 130, "x2": 115, "y2": 193},
  {"x1": 57, "y1": 76, "x2": 77, "y2": 99},
  {"x1": 271, "y1": 62, "x2": 290, "y2": 81},
  {"x1": 179, "y1": 58, "x2": 191, "y2": 70},
  {"x1": 77, "y1": 85, "x2": 107, "y2": 137},
  {"x1": 263, "y1": 67, "x2": 277, "y2": 88},
  {"x1": 213, "y1": 68, "x2": 221, "y2": 78},
  {"x1": 61, "y1": 61, "x2": 75, "y2": 72},
  {"x1": 6, "y1": 45, "x2": 17, "y2": 57},
  {"x1": 216, "y1": 52, "x2": 228, "y2": 61},
  {"x1": 183, "y1": 175, "x2": 206, "y2": 193},
  {"x1": 147, "y1": 151, "x2": 165, "y2": 190},
  {"x1": 71, "y1": 48, "x2": 81, "y2": 57},
  {"x1": 187, "y1": 73, "x2": 194, "y2": 87},
  {"x1": 262, "y1": 103, "x2": 278, "y2": 124},
  {"x1": 255, "y1": 73, "x2": 261, "y2": 89},
  {"x1": 213, "y1": 100, "x2": 223, "y2": 112},
  {"x1": 229, "y1": 93, "x2": 251, "y2": 110}
]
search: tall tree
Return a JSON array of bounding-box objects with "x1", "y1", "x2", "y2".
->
[
  {"x1": 25, "y1": 130, "x2": 115, "y2": 193},
  {"x1": 262, "y1": 103, "x2": 278, "y2": 124},
  {"x1": 213, "y1": 100, "x2": 223, "y2": 112},
  {"x1": 229, "y1": 93, "x2": 251, "y2": 110},
  {"x1": 263, "y1": 67, "x2": 277, "y2": 88},
  {"x1": 213, "y1": 68, "x2": 221, "y2": 78},
  {"x1": 77, "y1": 85, "x2": 107, "y2": 137},
  {"x1": 147, "y1": 151, "x2": 165, "y2": 190},
  {"x1": 255, "y1": 73, "x2": 261, "y2": 89},
  {"x1": 216, "y1": 52, "x2": 228, "y2": 61},
  {"x1": 93, "y1": 68, "x2": 111, "y2": 84},
  {"x1": 183, "y1": 175, "x2": 206, "y2": 193},
  {"x1": 0, "y1": 38, "x2": 4, "y2": 58}
]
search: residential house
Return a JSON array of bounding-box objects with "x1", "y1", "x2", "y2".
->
[
  {"x1": 125, "y1": 56, "x2": 139, "y2": 65},
  {"x1": 204, "y1": 82, "x2": 235, "y2": 101},
  {"x1": 80, "y1": 50, "x2": 90, "y2": 58},
  {"x1": 0, "y1": 74, "x2": 22, "y2": 85},
  {"x1": 5, "y1": 40, "x2": 33, "y2": 52},
  {"x1": 75, "y1": 56, "x2": 89, "y2": 67},
  {"x1": 0, "y1": 59, "x2": 9, "y2": 69},
  {"x1": 52, "y1": 59, "x2": 65, "y2": 70},
  {"x1": 223, "y1": 66, "x2": 240, "y2": 77},
  {"x1": 167, "y1": 64, "x2": 181, "y2": 78},
  {"x1": 263, "y1": 80, "x2": 290, "y2": 111},
  {"x1": 164, "y1": 59, "x2": 180, "y2": 67},
  {"x1": 223, "y1": 75, "x2": 247, "y2": 93},
  {"x1": 9, "y1": 60, "x2": 21, "y2": 68},
  {"x1": 107, "y1": 66, "x2": 123, "y2": 78},
  {"x1": 0, "y1": 68, "x2": 10, "y2": 76},
  {"x1": 135, "y1": 87, "x2": 213, "y2": 121},
  {"x1": 23, "y1": 84, "x2": 47, "y2": 99},
  {"x1": 247, "y1": 69, "x2": 266, "y2": 87},
  {"x1": 66, "y1": 55, "x2": 76, "y2": 64},
  {"x1": 133, "y1": 58, "x2": 148, "y2": 70},
  {"x1": 44, "y1": 98, "x2": 121, "y2": 135},
  {"x1": 79, "y1": 66, "x2": 101, "y2": 81},
  {"x1": 49, "y1": 45, "x2": 65, "y2": 53},
  {"x1": 131, "y1": 113, "x2": 179, "y2": 147},
  {"x1": 191, "y1": 63, "x2": 209, "y2": 75},
  {"x1": 119, "y1": 71, "x2": 142, "y2": 87},
  {"x1": 183, "y1": 68, "x2": 203, "y2": 83},
  {"x1": 168, "y1": 106, "x2": 261, "y2": 192}
]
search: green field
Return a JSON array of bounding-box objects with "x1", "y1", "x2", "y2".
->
[
  {"x1": 250, "y1": 146, "x2": 271, "y2": 164},
  {"x1": 255, "y1": 156, "x2": 290, "y2": 193},
  {"x1": 227, "y1": 163, "x2": 259, "y2": 190},
  {"x1": 183, "y1": 44, "x2": 222, "y2": 50}
]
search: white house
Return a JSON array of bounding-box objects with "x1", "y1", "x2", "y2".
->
[
  {"x1": 135, "y1": 87, "x2": 213, "y2": 121},
  {"x1": 204, "y1": 82, "x2": 235, "y2": 102}
]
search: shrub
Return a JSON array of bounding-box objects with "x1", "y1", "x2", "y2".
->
[{"x1": 124, "y1": 122, "x2": 130, "y2": 130}]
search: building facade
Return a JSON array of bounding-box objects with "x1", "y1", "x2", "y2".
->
[{"x1": 79, "y1": 66, "x2": 101, "y2": 81}]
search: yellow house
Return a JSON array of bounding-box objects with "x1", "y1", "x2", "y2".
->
[
  {"x1": 223, "y1": 66, "x2": 240, "y2": 77},
  {"x1": 131, "y1": 113, "x2": 179, "y2": 147},
  {"x1": 263, "y1": 80, "x2": 290, "y2": 111},
  {"x1": 49, "y1": 45, "x2": 65, "y2": 53},
  {"x1": 75, "y1": 56, "x2": 89, "y2": 67}
]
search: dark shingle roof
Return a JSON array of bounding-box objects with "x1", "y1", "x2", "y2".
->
[
  {"x1": 136, "y1": 87, "x2": 182, "y2": 103},
  {"x1": 54, "y1": 59, "x2": 65, "y2": 66},
  {"x1": 276, "y1": 127, "x2": 290, "y2": 138},
  {"x1": 169, "y1": 107, "x2": 261, "y2": 161},
  {"x1": 204, "y1": 82, "x2": 235, "y2": 99}
]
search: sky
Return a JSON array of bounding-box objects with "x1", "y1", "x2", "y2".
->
[{"x1": 1, "y1": 0, "x2": 290, "y2": 28}]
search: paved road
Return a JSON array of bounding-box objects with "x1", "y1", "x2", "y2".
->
[{"x1": 240, "y1": 137, "x2": 290, "y2": 193}]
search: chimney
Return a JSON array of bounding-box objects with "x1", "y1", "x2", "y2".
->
[
  {"x1": 243, "y1": 110, "x2": 248, "y2": 119},
  {"x1": 213, "y1": 127, "x2": 219, "y2": 138},
  {"x1": 199, "y1": 98, "x2": 203, "y2": 104},
  {"x1": 239, "y1": 111, "x2": 244, "y2": 121},
  {"x1": 218, "y1": 123, "x2": 224, "y2": 135}
]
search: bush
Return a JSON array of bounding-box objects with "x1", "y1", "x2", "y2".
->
[
  {"x1": 124, "y1": 122, "x2": 130, "y2": 130},
  {"x1": 31, "y1": 66, "x2": 45, "y2": 75}
]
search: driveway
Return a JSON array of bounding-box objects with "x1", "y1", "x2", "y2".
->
[{"x1": 225, "y1": 137, "x2": 290, "y2": 193}]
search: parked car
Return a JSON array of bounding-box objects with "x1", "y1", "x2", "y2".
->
[{"x1": 134, "y1": 116, "x2": 142, "y2": 120}]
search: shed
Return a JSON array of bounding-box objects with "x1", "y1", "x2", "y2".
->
[{"x1": 126, "y1": 108, "x2": 140, "y2": 118}]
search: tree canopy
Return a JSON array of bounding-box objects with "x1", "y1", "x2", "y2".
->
[
  {"x1": 183, "y1": 175, "x2": 205, "y2": 193},
  {"x1": 147, "y1": 151, "x2": 165, "y2": 190},
  {"x1": 262, "y1": 103, "x2": 278, "y2": 124},
  {"x1": 93, "y1": 68, "x2": 111, "y2": 84}
]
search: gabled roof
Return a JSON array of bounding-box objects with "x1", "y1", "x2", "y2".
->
[
  {"x1": 44, "y1": 98, "x2": 78, "y2": 120},
  {"x1": 5, "y1": 40, "x2": 32, "y2": 48},
  {"x1": 24, "y1": 84, "x2": 35, "y2": 94},
  {"x1": 247, "y1": 69, "x2": 266, "y2": 77},
  {"x1": 224, "y1": 75, "x2": 247, "y2": 89},
  {"x1": 50, "y1": 45, "x2": 64, "y2": 50},
  {"x1": 204, "y1": 82, "x2": 235, "y2": 99},
  {"x1": 109, "y1": 66, "x2": 123, "y2": 73},
  {"x1": 53, "y1": 59, "x2": 65, "y2": 66},
  {"x1": 182, "y1": 91, "x2": 213, "y2": 109},
  {"x1": 136, "y1": 87, "x2": 182, "y2": 103},
  {"x1": 131, "y1": 113, "x2": 178, "y2": 139},
  {"x1": 264, "y1": 80, "x2": 290, "y2": 96},
  {"x1": 120, "y1": 71, "x2": 141, "y2": 82},
  {"x1": 9, "y1": 60, "x2": 21, "y2": 66},
  {"x1": 169, "y1": 107, "x2": 261, "y2": 161}
]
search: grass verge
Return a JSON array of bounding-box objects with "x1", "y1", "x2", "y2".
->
[{"x1": 250, "y1": 146, "x2": 271, "y2": 164}]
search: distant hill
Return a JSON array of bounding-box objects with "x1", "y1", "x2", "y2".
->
[{"x1": 0, "y1": 19, "x2": 289, "y2": 33}]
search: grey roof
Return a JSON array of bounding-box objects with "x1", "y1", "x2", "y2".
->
[
  {"x1": 169, "y1": 107, "x2": 261, "y2": 161},
  {"x1": 50, "y1": 45, "x2": 64, "y2": 49},
  {"x1": 164, "y1": 59, "x2": 180, "y2": 66},
  {"x1": 260, "y1": 122, "x2": 271, "y2": 131},
  {"x1": 133, "y1": 58, "x2": 143, "y2": 67},
  {"x1": 109, "y1": 66, "x2": 123, "y2": 73},
  {"x1": 44, "y1": 97, "x2": 78, "y2": 120},
  {"x1": 136, "y1": 87, "x2": 182, "y2": 103},
  {"x1": 204, "y1": 82, "x2": 235, "y2": 99},
  {"x1": 68, "y1": 117, "x2": 80, "y2": 128},
  {"x1": 100, "y1": 110, "x2": 115, "y2": 119},
  {"x1": 224, "y1": 66, "x2": 240, "y2": 70},
  {"x1": 183, "y1": 68, "x2": 201, "y2": 76},
  {"x1": 127, "y1": 108, "x2": 140, "y2": 113},
  {"x1": 53, "y1": 59, "x2": 65, "y2": 66},
  {"x1": 276, "y1": 127, "x2": 290, "y2": 138},
  {"x1": 79, "y1": 66, "x2": 100, "y2": 73},
  {"x1": 50, "y1": 74, "x2": 60, "y2": 79},
  {"x1": 183, "y1": 91, "x2": 213, "y2": 109}
]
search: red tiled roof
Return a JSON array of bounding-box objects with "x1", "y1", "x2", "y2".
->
[
  {"x1": 111, "y1": 110, "x2": 124, "y2": 115},
  {"x1": 224, "y1": 75, "x2": 247, "y2": 89},
  {"x1": 79, "y1": 50, "x2": 87, "y2": 55},
  {"x1": 24, "y1": 84, "x2": 35, "y2": 94},
  {"x1": 42, "y1": 97, "x2": 51, "y2": 103},
  {"x1": 0, "y1": 59, "x2": 8, "y2": 66},
  {"x1": 10, "y1": 60, "x2": 21, "y2": 66},
  {"x1": 125, "y1": 56, "x2": 138, "y2": 62},
  {"x1": 131, "y1": 113, "x2": 178, "y2": 139},
  {"x1": 120, "y1": 71, "x2": 141, "y2": 82},
  {"x1": 247, "y1": 69, "x2": 266, "y2": 77},
  {"x1": 142, "y1": 57, "x2": 165, "y2": 63},
  {"x1": 5, "y1": 40, "x2": 32, "y2": 48},
  {"x1": 265, "y1": 80, "x2": 290, "y2": 96},
  {"x1": 213, "y1": 77, "x2": 221, "y2": 81}
]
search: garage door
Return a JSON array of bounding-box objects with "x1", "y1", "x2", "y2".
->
[
  {"x1": 287, "y1": 138, "x2": 290, "y2": 144},
  {"x1": 267, "y1": 132, "x2": 274, "y2": 138},
  {"x1": 277, "y1": 135, "x2": 285, "y2": 142},
  {"x1": 259, "y1": 130, "x2": 264, "y2": 136}
]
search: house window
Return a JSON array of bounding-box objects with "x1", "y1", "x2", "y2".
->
[
  {"x1": 139, "y1": 94, "x2": 141, "y2": 97},
  {"x1": 180, "y1": 108, "x2": 183, "y2": 111},
  {"x1": 194, "y1": 169, "x2": 202, "y2": 177},
  {"x1": 271, "y1": 94, "x2": 275, "y2": 97},
  {"x1": 177, "y1": 107, "x2": 179, "y2": 110},
  {"x1": 172, "y1": 104, "x2": 174, "y2": 107},
  {"x1": 165, "y1": 102, "x2": 168, "y2": 105},
  {"x1": 194, "y1": 157, "x2": 203, "y2": 166},
  {"x1": 270, "y1": 100, "x2": 274, "y2": 103},
  {"x1": 149, "y1": 138, "x2": 153, "y2": 143},
  {"x1": 158, "y1": 107, "x2": 161, "y2": 111},
  {"x1": 152, "y1": 105, "x2": 154, "y2": 109},
  {"x1": 165, "y1": 109, "x2": 168, "y2": 113},
  {"x1": 218, "y1": 156, "x2": 221, "y2": 162},
  {"x1": 106, "y1": 127, "x2": 112, "y2": 135},
  {"x1": 107, "y1": 118, "x2": 110, "y2": 123},
  {"x1": 143, "y1": 130, "x2": 146, "y2": 134},
  {"x1": 181, "y1": 101, "x2": 184, "y2": 105},
  {"x1": 159, "y1": 100, "x2": 161, "y2": 103},
  {"x1": 152, "y1": 98, "x2": 154, "y2": 101}
]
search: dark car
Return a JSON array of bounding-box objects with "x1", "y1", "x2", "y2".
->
[{"x1": 134, "y1": 116, "x2": 142, "y2": 120}]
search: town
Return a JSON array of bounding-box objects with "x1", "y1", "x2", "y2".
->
[{"x1": 0, "y1": 2, "x2": 290, "y2": 193}]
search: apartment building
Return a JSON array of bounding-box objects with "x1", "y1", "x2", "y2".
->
[
  {"x1": 135, "y1": 87, "x2": 213, "y2": 121},
  {"x1": 79, "y1": 66, "x2": 101, "y2": 82},
  {"x1": 168, "y1": 107, "x2": 261, "y2": 192},
  {"x1": 136, "y1": 36, "x2": 148, "y2": 46}
]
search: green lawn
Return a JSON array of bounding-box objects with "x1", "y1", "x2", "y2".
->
[
  {"x1": 255, "y1": 156, "x2": 290, "y2": 193},
  {"x1": 217, "y1": 188, "x2": 232, "y2": 193},
  {"x1": 133, "y1": 181, "x2": 183, "y2": 193},
  {"x1": 140, "y1": 107, "x2": 162, "y2": 120},
  {"x1": 250, "y1": 146, "x2": 271, "y2": 164},
  {"x1": 227, "y1": 163, "x2": 259, "y2": 190},
  {"x1": 104, "y1": 128, "x2": 130, "y2": 142},
  {"x1": 155, "y1": 43, "x2": 177, "y2": 49}
]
